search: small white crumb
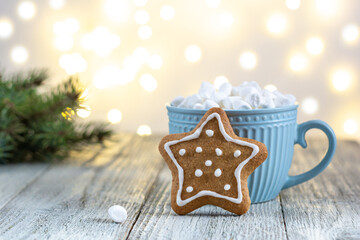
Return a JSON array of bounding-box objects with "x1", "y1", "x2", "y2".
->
[{"x1": 108, "y1": 205, "x2": 127, "y2": 223}]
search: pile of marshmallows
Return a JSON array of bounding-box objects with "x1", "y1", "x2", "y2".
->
[{"x1": 170, "y1": 81, "x2": 296, "y2": 110}]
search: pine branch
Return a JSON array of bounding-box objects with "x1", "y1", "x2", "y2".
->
[{"x1": 0, "y1": 69, "x2": 113, "y2": 164}]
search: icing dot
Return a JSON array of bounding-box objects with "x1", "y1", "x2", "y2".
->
[
  {"x1": 224, "y1": 184, "x2": 231, "y2": 191},
  {"x1": 196, "y1": 147, "x2": 202, "y2": 153},
  {"x1": 214, "y1": 168, "x2": 222, "y2": 177},
  {"x1": 186, "y1": 186, "x2": 193, "y2": 192},
  {"x1": 234, "y1": 150, "x2": 241, "y2": 158},
  {"x1": 215, "y1": 148, "x2": 222, "y2": 156},
  {"x1": 206, "y1": 130, "x2": 214, "y2": 137},
  {"x1": 195, "y1": 169, "x2": 203, "y2": 177},
  {"x1": 179, "y1": 149, "x2": 186, "y2": 156},
  {"x1": 205, "y1": 160, "x2": 212, "y2": 166}
]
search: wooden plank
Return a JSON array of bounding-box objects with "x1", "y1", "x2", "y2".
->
[
  {"x1": 280, "y1": 139, "x2": 360, "y2": 240},
  {"x1": 128, "y1": 166, "x2": 287, "y2": 240},
  {"x1": 0, "y1": 137, "x2": 105, "y2": 211},
  {"x1": 0, "y1": 134, "x2": 164, "y2": 239},
  {"x1": 0, "y1": 163, "x2": 49, "y2": 210}
]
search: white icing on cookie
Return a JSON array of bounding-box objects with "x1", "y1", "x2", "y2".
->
[
  {"x1": 205, "y1": 160, "x2": 212, "y2": 166},
  {"x1": 195, "y1": 169, "x2": 203, "y2": 177},
  {"x1": 215, "y1": 148, "x2": 222, "y2": 156},
  {"x1": 234, "y1": 150, "x2": 241, "y2": 158},
  {"x1": 196, "y1": 147, "x2": 202, "y2": 153},
  {"x1": 224, "y1": 184, "x2": 231, "y2": 191},
  {"x1": 214, "y1": 168, "x2": 222, "y2": 177},
  {"x1": 179, "y1": 149, "x2": 186, "y2": 156},
  {"x1": 164, "y1": 112, "x2": 259, "y2": 207},
  {"x1": 186, "y1": 186, "x2": 193, "y2": 192},
  {"x1": 205, "y1": 130, "x2": 214, "y2": 137}
]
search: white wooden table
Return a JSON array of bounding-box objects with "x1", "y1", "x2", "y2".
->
[{"x1": 0, "y1": 134, "x2": 359, "y2": 240}]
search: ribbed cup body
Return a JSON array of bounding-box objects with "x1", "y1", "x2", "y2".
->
[{"x1": 167, "y1": 105, "x2": 298, "y2": 203}]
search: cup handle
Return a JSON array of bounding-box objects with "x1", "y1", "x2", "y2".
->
[{"x1": 282, "y1": 120, "x2": 337, "y2": 190}]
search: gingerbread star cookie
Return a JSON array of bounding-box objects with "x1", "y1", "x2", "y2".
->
[{"x1": 159, "y1": 107, "x2": 268, "y2": 215}]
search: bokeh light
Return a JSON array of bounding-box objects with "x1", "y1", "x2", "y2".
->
[
  {"x1": 0, "y1": 19, "x2": 13, "y2": 39},
  {"x1": 54, "y1": 35, "x2": 74, "y2": 51},
  {"x1": 93, "y1": 65, "x2": 134, "y2": 89},
  {"x1": 306, "y1": 37, "x2": 324, "y2": 55},
  {"x1": 132, "y1": 47, "x2": 150, "y2": 64},
  {"x1": 301, "y1": 97, "x2": 319, "y2": 115},
  {"x1": 11, "y1": 46, "x2": 29, "y2": 63},
  {"x1": 77, "y1": 105, "x2": 91, "y2": 118},
  {"x1": 123, "y1": 56, "x2": 141, "y2": 73},
  {"x1": 344, "y1": 119, "x2": 358, "y2": 135},
  {"x1": 239, "y1": 51, "x2": 257, "y2": 70},
  {"x1": 148, "y1": 54, "x2": 163, "y2": 69},
  {"x1": 49, "y1": 0, "x2": 65, "y2": 9},
  {"x1": 107, "y1": 109, "x2": 122, "y2": 124},
  {"x1": 286, "y1": 0, "x2": 300, "y2": 10},
  {"x1": 332, "y1": 69, "x2": 352, "y2": 92},
  {"x1": 185, "y1": 45, "x2": 202, "y2": 63},
  {"x1": 140, "y1": 74, "x2": 157, "y2": 92},
  {"x1": 138, "y1": 25, "x2": 152, "y2": 39},
  {"x1": 18, "y1": 1, "x2": 36, "y2": 20},
  {"x1": 82, "y1": 27, "x2": 120, "y2": 57},
  {"x1": 289, "y1": 54, "x2": 307, "y2": 71},
  {"x1": 160, "y1": 5, "x2": 175, "y2": 21},
  {"x1": 206, "y1": 0, "x2": 221, "y2": 8},
  {"x1": 134, "y1": 10, "x2": 149, "y2": 25},
  {"x1": 219, "y1": 12, "x2": 234, "y2": 28},
  {"x1": 264, "y1": 84, "x2": 277, "y2": 92},
  {"x1": 133, "y1": 0, "x2": 147, "y2": 7},
  {"x1": 342, "y1": 24, "x2": 359, "y2": 43},
  {"x1": 214, "y1": 76, "x2": 229, "y2": 90},
  {"x1": 59, "y1": 53, "x2": 87, "y2": 75},
  {"x1": 104, "y1": 0, "x2": 130, "y2": 22},
  {"x1": 315, "y1": 0, "x2": 339, "y2": 16},
  {"x1": 137, "y1": 125, "x2": 152, "y2": 136},
  {"x1": 267, "y1": 14, "x2": 287, "y2": 35},
  {"x1": 53, "y1": 18, "x2": 79, "y2": 35}
]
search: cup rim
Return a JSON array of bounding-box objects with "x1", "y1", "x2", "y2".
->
[{"x1": 166, "y1": 104, "x2": 298, "y2": 114}]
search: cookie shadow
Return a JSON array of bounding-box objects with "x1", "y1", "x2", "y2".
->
[{"x1": 174, "y1": 205, "x2": 241, "y2": 217}]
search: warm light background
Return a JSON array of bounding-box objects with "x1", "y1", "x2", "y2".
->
[{"x1": 0, "y1": 0, "x2": 359, "y2": 139}]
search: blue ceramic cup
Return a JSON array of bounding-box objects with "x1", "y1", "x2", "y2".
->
[{"x1": 167, "y1": 105, "x2": 336, "y2": 203}]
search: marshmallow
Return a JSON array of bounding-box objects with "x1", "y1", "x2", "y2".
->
[
  {"x1": 177, "y1": 98, "x2": 188, "y2": 108},
  {"x1": 259, "y1": 89, "x2": 276, "y2": 108},
  {"x1": 222, "y1": 97, "x2": 252, "y2": 110},
  {"x1": 171, "y1": 81, "x2": 296, "y2": 110},
  {"x1": 108, "y1": 205, "x2": 127, "y2": 223},
  {"x1": 221, "y1": 97, "x2": 234, "y2": 109},
  {"x1": 193, "y1": 103, "x2": 205, "y2": 109},
  {"x1": 273, "y1": 91, "x2": 294, "y2": 107},
  {"x1": 170, "y1": 96, "x2": 185, "y2": 107},
  {"x1": 210, "y1": 92, "x2": 227, "y2": 104},
  {"x1": 244, "y1": 89, "x2": 261, "y2": 108},
  {"x1": 179, "y1": 94, "x2": 202, "y2": 108},
  {"x1": 285, "y1": 94, "x2": 296, "y2": 105},
  {"x1": 204, "y1": 99, "x2": 220, "y2": 109},
  {"x1": 198, "y1": 82, "x2": 216, "y2": 99},
  {"x1": 259, "y1": 97, "x2": 275, "y2": 109},
  {"x1": 240, "y1": 81, "x2": 262, "y2": 92},
  {"x1": 233, "y1": 86, "x2": 260, "y2": 99},
  {"x1": 231, "y1": 86, "x2": 242, "y2": 96},
  {"x1": 218, "y1": 82, "x2": 232, "y2": 97},
  {"x1": 232, "y1": 98, "x2": 252, "y2": 110},
  {"x1": 261, "y1": 89, "x2": 276, "y2": 100}
]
